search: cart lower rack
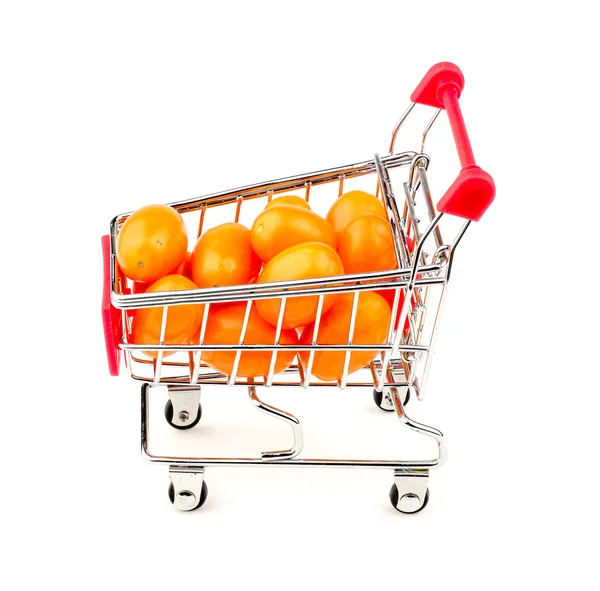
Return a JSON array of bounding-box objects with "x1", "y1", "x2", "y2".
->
[{"x1": 102, "y1": 62, "x2": 495, "y2": 513}]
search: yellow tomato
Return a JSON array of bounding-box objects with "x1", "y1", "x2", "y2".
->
[
  {"x1": 202, "y1": 302, "x2": 298, "y2": 378},
  {"x1": 256, "y1": 242, "x2": 344, "y2": 329},
  {"x1": 338, "y1": 214, "x2": 397, "y2": 274},
  {"x1": 264, "y1": 195, "x2": 311, "y2": 210},
  {"x1": 251, "y1": 205, "x2": 336, "y2": 262},
  {"x1": 299, "y1": 291, "x2": 391, "y2": 381},
  {"x1": 132, "y1": 274, "x2": 203, "y2": 356},
  {"x1": 326, "y1": 190, "x2": 387, "y2": 238},
  {"x1": 191, "y1": 223, "x2": 261, "y2": 288},
  {"x1": 131, "y1": 318, "x2": 197, "y2": 359},
  {"x1": 116, "y1": 204, "x2": 188, "y2": 282}
]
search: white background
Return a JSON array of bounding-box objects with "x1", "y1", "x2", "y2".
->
[{"x1": 1, "y1": 1, "x2": 598, "y2": 589}]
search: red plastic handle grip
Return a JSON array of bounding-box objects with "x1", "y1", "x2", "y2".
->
[
  {"x1": 102, "y1": 234, "x2": 122, "y2": 376},
  {"x1": 411, "y1": 62, "x2": 495, "y2": 222}
]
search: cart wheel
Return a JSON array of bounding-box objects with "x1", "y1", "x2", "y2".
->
[
  {"x1": 168, "y1": 480, "x2": 208, "y2": 511},
  {"x1": 164, "y1": 399, "x2": 202, "y2": 430},
  {"x1": 389, "y1": 483, "x2": 429, "y2": 514},
  {"x1": 373, "y1": 388, "x2": 410, "y2": 411}
]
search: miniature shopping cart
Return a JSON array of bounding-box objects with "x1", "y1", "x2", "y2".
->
[{"x1": 102, "y1": 62, "x2": 495, "y2": 513}]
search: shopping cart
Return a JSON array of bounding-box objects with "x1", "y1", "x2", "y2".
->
[{"x1": 102, "y1": 62, "x2": 495, "y2": 513}]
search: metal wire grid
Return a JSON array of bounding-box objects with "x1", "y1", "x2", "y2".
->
[{"x1": 109, "y1": 106, "x2": 468, "y2": 400}]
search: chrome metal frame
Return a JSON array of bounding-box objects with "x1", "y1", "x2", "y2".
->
[
  {"x1": 109, "y1": 100, "x2": 473, "y2": 512},
  {"x1": 142, "y1": 383, "x2": 445, "y2": 469}
]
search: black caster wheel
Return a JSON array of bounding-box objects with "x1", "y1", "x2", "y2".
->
[
  {"x1": 164, "y1": 399, "x2": 202, "y2": 430},
  {"x1": 168, "y1": 481, "x2": 208, "y2": 511},
  {"x1": 373, "y1": 388, "x2": 410, "y2": 411},
  {"x1": 389, "y1": 483, "x2": 429, "y2": 514}
]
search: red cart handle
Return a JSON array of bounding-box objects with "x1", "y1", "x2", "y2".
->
[
  {"x1": 411, "y1": 62, "x2": 495, "y2": 222},
  {"x1": 102, "y1": 235, "x2": 122, "y2": 376}
]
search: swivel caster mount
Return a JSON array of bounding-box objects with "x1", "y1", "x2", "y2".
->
[
  {"x1": 373, "y1": 387, "x2": 410, "y2": 411},
  {"x1": 389, "y1": 469, "x2": 430, "y2": 514},
  {"x1": 164, "y1": 385, "x2": 202, "y2": 430},
  {"x1": 168, "y1": 467, "x2": 208, "y2": 511}
]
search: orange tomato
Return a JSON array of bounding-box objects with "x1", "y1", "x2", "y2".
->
[
  {"x1": 191, "y1": 223, "x2": 261, "y2": 288},
  {"x1": 377, "y1": 288, "x2": 406, "y2": 330},
  {"x1": 173, "y1": 251, "x2": 193, "y2": 278},
  {"x1": 131, "y1": 252, "x2": 192, "y2": 293},
  {"x1": 375, "y1": 236, "x2": 414, "y2": 331},
  {"x1": 377, "y1": 288, "x2": 399, "y2": 310},
  {"x1": 202, "y1": 302, "x2": 298, "y2": 378},
  {"x1": 251, "y1": 205, "x2": 336, "y2": 262},
  {"x1": 132, "y1": 274, "x2": 204, "y2": 347},
  {"x1": 338, "y1": 214, "x2": 397, "y2": 274},
  {"x1": 299, "y1": 291, "x2": 391, "y2": 381},
  {"x1": 117, "y1": 204, "x2": 188, "y2": 282},
  {"x1": 256, "y1": 242, "x2": 344, "y2": 329},
  {"x1": 326, "y1": 190, "x2": 387, "y2": 238},
  {"x1": 264, "y1": 195, "x2": 310, "y2": 210},
  {"x1": 130, "y1": 319, "x2": 196, "y2": 359}
]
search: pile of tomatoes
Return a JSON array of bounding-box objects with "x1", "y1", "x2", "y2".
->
[{"x1": 116, "y1": 190, "x2": 405, "y2": 381}]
